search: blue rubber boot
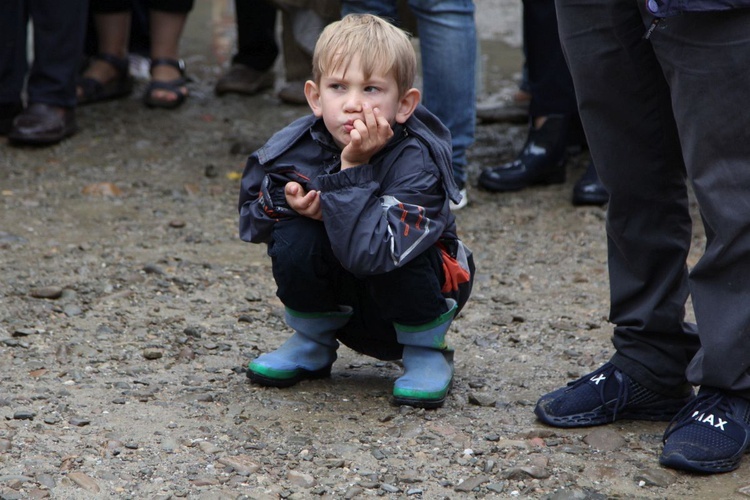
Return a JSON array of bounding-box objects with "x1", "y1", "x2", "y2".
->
[
  {"x1": 393, "y1": 300, "x2": 457, "y2": 409},
  {"x1": 247, "y1": 306, "x2": 352, "y2": 387}
]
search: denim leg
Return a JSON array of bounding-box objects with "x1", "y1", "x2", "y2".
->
[
  {"x1": 408, "y1": 0, "x2": 476, "y2": 187},
  {"x1": 556, "y1": 0, "x2": 699, "y2": 397},
  {"x1": 341, "y1": 0, "x2": 476, "y2": 188}
]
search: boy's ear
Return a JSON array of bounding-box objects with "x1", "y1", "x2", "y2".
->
[
  {"x1": 395, "y1": 88, "x2": 421, "y2": 124},
  {"x1": 304, "y1": 80, "x2": 323, "y2": 117}
]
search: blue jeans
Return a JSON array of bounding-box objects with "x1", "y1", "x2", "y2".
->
[{"x1": 342, "y1": 0, "x2": 477, "y2": 188}]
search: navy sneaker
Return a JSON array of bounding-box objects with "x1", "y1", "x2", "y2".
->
[
  {"x1": 535, "y1": 362, "x2": 694, "y2": 428},
  {"x1": 660, "y1": 389, "x2": 750, "y2": 473}
]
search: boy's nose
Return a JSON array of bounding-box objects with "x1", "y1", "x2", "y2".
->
[{"x1": 343, "y1": 93, "x2": 363, "y2": 111}]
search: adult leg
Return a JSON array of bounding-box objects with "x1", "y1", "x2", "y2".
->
[
  {"x1": 215, "y1": 0, "x2": 277, "y2": 96},
  {"x1": 27, "y1": 0, "x2": 89, "y2": 109},
  {"x1": 77, "y1": 2, "x2": 133, "y2": 105},
  {"x1": 558, "y1": 0, "x2": 698, "y2": 395},
  {"x1": 648, "y1": 9, "x2": 750, "y2": 397},
  {"x1": 0, "y1": 0, "x2": 27, "y2": 134},
  {"x1": 10, "y1": 0, "x2": 87, "y2": 144},
  {"x1": 407, "y1": 0, "x2": 476, "y2": 190},
  {"x1": 146, "y1": 1, "x2": 192, "y2": 106}
]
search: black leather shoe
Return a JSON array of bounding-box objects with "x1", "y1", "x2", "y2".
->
[
  {"x1": 0, "y1": 102, "x2": 23, "y2": 136},
  {"x1": 8, "y1": 103, "x2": 77, "y2": 145},
  {"x1": 478, "y1": 114, "x2": 569, "y2": 192},
  {"x1": 572, "y1": 161, "x2": 608, "y2": 206}
]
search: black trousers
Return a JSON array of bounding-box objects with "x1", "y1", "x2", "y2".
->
[
  {"x1": 522, "y1": 0, "x2": 577, "y2": 118},
  {"x1": 267, "y1": 217, "x2": 457, "y2": 360},
  {"x1": 231, "y1": 0, "x2": 279, "y2": 72},
  {"x1": 0, "y1": 0, "x2": 89, "y2": 108},
  {"x1": 557, "y1": 0, "x2": 750, "y2": 398}
]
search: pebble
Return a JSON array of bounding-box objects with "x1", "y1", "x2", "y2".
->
[
  {"x1": 13, "y1": 411, "x2": 35, "y2": 420},
  {"x1": 30, "y1": 286, "x2": 63, "y2": 299},
  {"x1": 67, "y1": 472, "x2": 100, "y2": 493},
  {"x1": 11, "y1": 328, "x2": 36, "y2": 337},
  {"x1": 218, "y1": 455, "x2": 261, "y2": 475},
  {"x1": 583, "y1": 428, "x2": 626, "y2": 451},
  {"x1": 634, "y1": 468, "x2": 676, "y2": 488},
  {"x1": 143, "y1": 348, "x2": 163, "y2": 360},
  {"x1": 455, "y1": 475, "x2": 489, "y2": 492},
  {"x1": 0, "y1": 440, "x2": 10, "y2": 452},
  {"x1": 287, "y1": 470, "x2": 316, "y2": 488},
  {"x1": 69, "y1": 418, "x2": 90, "y2": 427}
]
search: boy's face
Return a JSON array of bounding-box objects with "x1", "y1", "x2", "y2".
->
[{"x1": 305, "y1": 55, "x2": 420, "y2": 149}]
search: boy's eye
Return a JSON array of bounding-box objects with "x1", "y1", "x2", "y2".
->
[
  {"x1": 329, "y1": 83, "x2": 344, "y2": 91},
  {"x1": 364, "y1": 86, "x2": 380, "y2": 93}
]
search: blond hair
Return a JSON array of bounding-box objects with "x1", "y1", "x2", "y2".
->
[{"x1": 312, "y1": 14, "x2": 417, "y2": 98}]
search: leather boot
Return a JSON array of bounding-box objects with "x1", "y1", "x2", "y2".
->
[
  {"x1": 247, "y1": 306, "x2": 352, "y2": 387},
  {"x1": 393, "y1": 299, "x2": 457, "y2": 409},
  {"x1": 478, "y1": 114, "x2": 569, "y2": 192},
  {"x1": 572, "y1": 161, "x2": 608, "y2": 206}
]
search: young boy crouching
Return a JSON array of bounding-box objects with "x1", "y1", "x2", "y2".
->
[{"x1": 238, "y1": 13, "x2": 474, "y2": 408}]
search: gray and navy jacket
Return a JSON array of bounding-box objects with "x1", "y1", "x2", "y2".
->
[
  {"x1": 239, "y1": 104, "x2": 472, "y2": 283},
  {"x1": 646, "y1": 0, "x2": 750, "y2": 16}
]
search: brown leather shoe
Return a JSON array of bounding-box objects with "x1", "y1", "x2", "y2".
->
[
  {"x1": 215, "y1": 64, "x2": 274, "y2": 96},
  {"x1": 8, "y1": 103, "x2": 77, "y2": 145},
  {"x1": 277, "y1": 80, "x2": 307, "y2": 106}
]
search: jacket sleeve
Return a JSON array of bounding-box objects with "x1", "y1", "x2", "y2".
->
[
  {"x1": 313, "y1": 144, "x2": 449, "y2": 275},
  {"x1": 238, "y1": 154, "x2": 310, "y2": 244}
]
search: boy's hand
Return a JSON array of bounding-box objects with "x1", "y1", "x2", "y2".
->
[
  {"x1": 341, "y1": 103, "x2": 393, "y2": 170},
  {"x1": 285, "y1": 181, "x2": 322, "y2": 220}
]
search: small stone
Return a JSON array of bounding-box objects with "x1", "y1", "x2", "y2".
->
[
  {"x1": 68, "y1": 472, "x2": 100, "y2": 493},
  {"x1": 69, "y1": 418, "x2": 90, "y2": 427},
  {"x1": 13, "y1": 410, "x2": 35, "y2": 420},
  {"x1": 169, "y1": 220, "x2": 186, "y2": 228},
  {"x1": 468, "y1": 392, "x2": 497, "y2": 406},
  {"x1": 583, "y1": 428, "x2": 626, "y2": 451},
  {"x1": 218, "y1": 455, "x2": 261, "y2": 475},
  {"x1": 143, "y1": 348, "x2": 163, "y2": 360},
  {"x1": 12, "y1": 328, "x2": 36, "y2": 337},
  {"x1": 455, "y1": 475, "x2": 490, "y2": 493},
  {"x1": 287, "y1": 470, "x2": 316, "y2": 488},
  {"x1": 634, "y1": 468, "x2": 676, "y2": 487},
  {"x1": 30, "y1": 286, "x2": 63, "y2": 299},
  {"x1": 0, "y1": 439, "x2": 11, "y2": 452}
]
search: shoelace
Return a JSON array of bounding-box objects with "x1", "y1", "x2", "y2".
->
[
  {"x1": 662, "y1": 392, "x2": 725, "y2": 442},
  {"x1": 566, "y1": 364, "x2": 631, "y2": 420}
]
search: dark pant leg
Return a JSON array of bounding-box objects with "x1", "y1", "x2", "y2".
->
[
  {"x1": 269, "y1": 217, "x2": 346, "y2": 313},
  {"x1": 0, "y1": 0, "x2": 29, "y2": 104},
  {"x1": 522, "y1": 0, "x2": 577, "y2": 117},
  {"x1": 233, "y1": 0, "x2": 279, "y2": 71},
  {"x1": 27, "y1": 0, "x2": 89, "y2": 108},
  {"x1": 647, "y1": 9, "x2": 750, "y2": 398},
  {"x1": 556, "y1": 0, "x2": 699, "y2": 397},
  {"x1": 365, "y1": 246, "x2": 449, "y2": 326}
]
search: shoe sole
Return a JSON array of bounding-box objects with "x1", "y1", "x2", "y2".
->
[
  {"x1": 659, "y1": 451, "x2": 745, "y2": 474},
  {"x1": 392, "y1": 380, "x2": 452, "y2": 409},
  {"x1": 246, "y1": 364, "x2": 332, "y2": 388},
  {"x1": 534, "y1": 399, "x2": 691, "y2": 428}
]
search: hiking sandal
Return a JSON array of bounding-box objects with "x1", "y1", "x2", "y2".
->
[
  {"x1": 77, "y1": 53, "x2": 134, "y2": 105},
  {"x1": 142, "y1": 58, "x2": 189, "y2": 109}
]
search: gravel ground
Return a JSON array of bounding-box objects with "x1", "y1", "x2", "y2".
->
[{"x1": 1, "y1": 2, "x2": 749, "y2": 498}]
